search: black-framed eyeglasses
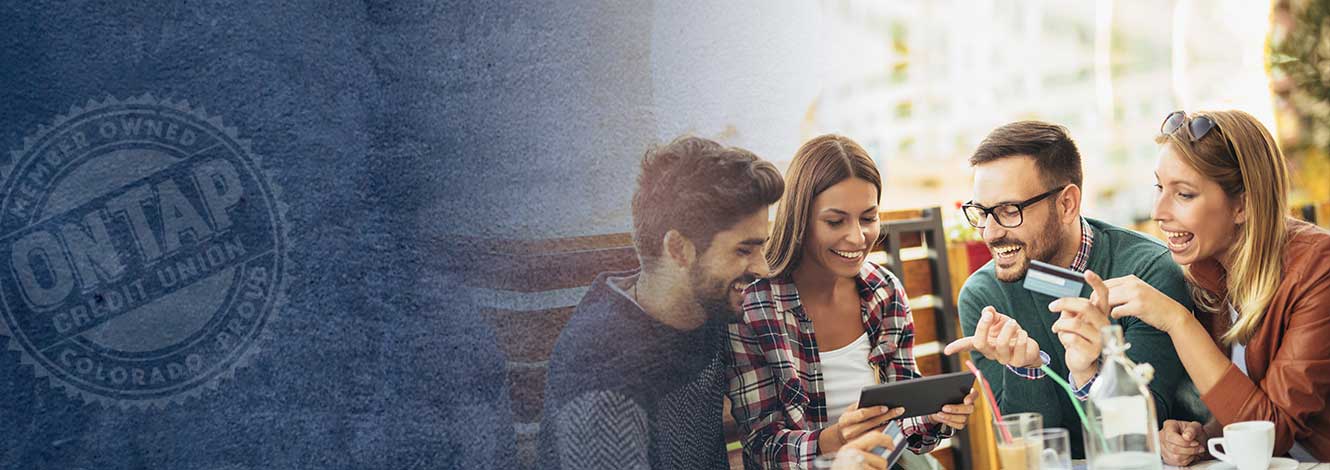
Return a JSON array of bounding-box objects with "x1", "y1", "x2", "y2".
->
[
  {"x1": 961, "y1": 185, "x2": 1067, "y2": 229},
  {"x1": 1160, "y1": 110, "x2": 1217, "y2": 142}
]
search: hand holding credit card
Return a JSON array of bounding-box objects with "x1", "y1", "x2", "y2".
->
[
  {"x1": 1038, "y1": 262, "x2": 1114, "y2": 380},
  {"x1": 835, "y1": 422, "x2": 907, "y2": 469},
  {"x1": 870, "y1": 420, "x2": 907, "y2": 469},
  {"x1": 1023, "y1": 259, "x2": 1087, "y2": 298}
]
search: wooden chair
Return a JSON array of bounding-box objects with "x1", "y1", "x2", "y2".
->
[{"x1": 872, "y1": 207, "x2": 970, "y2": 470}]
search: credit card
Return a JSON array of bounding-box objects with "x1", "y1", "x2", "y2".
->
[
  {"x1": 870, "y1": 420, "x2": 907, "y2": 468},
  {"x1": 1022, "y1": 259, "x2": 1086, "y2": 298}
]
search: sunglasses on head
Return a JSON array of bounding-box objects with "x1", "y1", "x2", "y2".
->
[
  {"x1": 1161, "y1": 110, "x2": 1239, "y2": 161},
  {"x1": 1160, "y1": 110, "x2": 1217, "y2": 141}
]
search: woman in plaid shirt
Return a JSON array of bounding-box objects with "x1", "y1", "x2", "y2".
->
[{"x1": 726, "y1": 135, "x2": 976, "y2": 469}]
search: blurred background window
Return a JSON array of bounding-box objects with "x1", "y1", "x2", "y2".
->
[{"x1": 647, "y1": 0, "x2": 1287, "y2": 233}]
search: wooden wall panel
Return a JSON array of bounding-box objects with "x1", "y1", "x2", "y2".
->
[
  {"x1": 917, "y1": 354, "x2": 943, "y2": 376},
  {"x1": 901, "y1": 258, "x2": 934, "y2": 295},
  {"x1": 933, "y1": 446, "x2": 956, "y2": 470},
  {"x1": 913, "y1": 307, "x2": 939, "y2": 344}
]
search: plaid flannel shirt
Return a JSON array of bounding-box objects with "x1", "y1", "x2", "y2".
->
[
  {"x1": 1006, "y1": 217, "x2": 1098, "y2": 400},
  {"x1": 726, "y1": 261, "x2": 952, "y2": 469}
]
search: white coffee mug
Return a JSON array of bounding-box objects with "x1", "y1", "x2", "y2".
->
[{"x1": 1208, "y1": 421, "x2": 1275, "y2": 470}]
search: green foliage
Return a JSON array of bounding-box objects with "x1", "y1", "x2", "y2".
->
[
  {"x1": 1269, "y1": 0, "x2": 1330, "y2": 202},
  {"x1": 1270, "y1": 0, "x2": 1330, "y2": 154}
]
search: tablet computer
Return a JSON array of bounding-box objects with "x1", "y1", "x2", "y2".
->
[{"x1": 857, "y1": 370, "x2": 975, "y2": 419}]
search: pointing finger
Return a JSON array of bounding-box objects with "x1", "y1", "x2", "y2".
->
[{"x1": 945, "y1": 336, "x2": 975, "y2": 356}]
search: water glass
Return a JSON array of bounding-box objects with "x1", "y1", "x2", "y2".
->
[{"x1": 1033, "y1": 427, "x2": 1071, "y2": 470}]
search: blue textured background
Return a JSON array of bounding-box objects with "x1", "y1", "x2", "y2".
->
[{"x1": 0, "y1": 1, "x2": 525, "y2": 468}]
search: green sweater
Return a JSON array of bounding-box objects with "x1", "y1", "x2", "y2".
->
[{"x1": 958, "y1": 218, "x2": 1209, "y2": 458}]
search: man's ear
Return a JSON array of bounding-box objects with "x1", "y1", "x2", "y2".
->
[
  {"x1": 1058, "y1": 184, "x2": 1083, "y2": 224},
  {"x1": 662, "y1": 229, "x2": 697, "y2": 268}
]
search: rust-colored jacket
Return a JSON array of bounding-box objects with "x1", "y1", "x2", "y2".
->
[{"x1": 1190, "y1": 218, "x2": 1330, "y2": 459}]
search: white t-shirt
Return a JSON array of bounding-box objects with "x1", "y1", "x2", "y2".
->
[
  {"x1": 1229, "y1": 306, "x2": 1315, "y2": 462},
  {"x1": 820, "y1": 332, "x2": 875, "y2": 424}
]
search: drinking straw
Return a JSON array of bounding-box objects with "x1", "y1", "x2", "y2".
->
[
  {"x1": 1039, "y1": 365, "x2": 1108, "y2": 450},
  {"x1": 964, "y1": 360, "x2": 1013, "y2": 442}
]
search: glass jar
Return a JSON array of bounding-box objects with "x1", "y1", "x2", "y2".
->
[{"x1": 1083, "y1": 325, "x2": 1163, "y2": 470}]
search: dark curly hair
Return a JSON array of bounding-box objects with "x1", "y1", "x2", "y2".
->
[{"x1": 631, "y1": 136, "x2": 784, "y2": 266}]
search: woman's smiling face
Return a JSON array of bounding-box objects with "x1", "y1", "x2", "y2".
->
[
  {"x1": 801, "y1": 177, "x2": 880, "y2": 279},
  {"x1": 1151, "y1": 144, "x2": 1245, "y2": 266}
]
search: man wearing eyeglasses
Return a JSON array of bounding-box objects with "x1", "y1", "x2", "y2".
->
[{"x1": 943, "y1": 121, "x2": 1209, "y2": 458}]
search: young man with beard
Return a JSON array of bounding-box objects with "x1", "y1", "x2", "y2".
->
[
  {"x1": 943, "y1": 121, "x2": 1208, "y2": 458},
  {"x1": 539, "y1": 136, "x2": 784, "y2": 470}
]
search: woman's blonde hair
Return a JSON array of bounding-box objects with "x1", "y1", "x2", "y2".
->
[
  {"x1": 766, "y1": 134, "x2": 882, "y2": 278},
  {"x1": 1155, "y1": 110, "x2": 1289, "y2": 345}
]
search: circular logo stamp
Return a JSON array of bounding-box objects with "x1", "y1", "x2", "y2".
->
[{"x1": 0, "y1": 95, "x2": 288, "y2": 408}]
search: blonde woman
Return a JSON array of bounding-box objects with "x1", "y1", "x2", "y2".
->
[
  {"x1": 1059, "y1": 110, "x2": 1330, "y2": 463},
  {"x1": 725, "y1": 134, "x2": 975, "y2": 469}
]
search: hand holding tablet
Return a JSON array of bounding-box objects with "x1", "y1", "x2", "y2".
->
[{"x1": 857, "y1": 371, "x2": 976, "y2": 419}]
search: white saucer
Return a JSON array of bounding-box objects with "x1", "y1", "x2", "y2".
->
[{"x1": 1206, "y1": 457, "x2": 1299, "y2": 470}]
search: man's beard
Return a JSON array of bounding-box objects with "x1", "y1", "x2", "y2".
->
[
  {"x1": 689, "y1": 264, "x2": 750, "y2": 326},
  {"x1": 994, "y1": 225, "x2": 1062, "y2": 282}
]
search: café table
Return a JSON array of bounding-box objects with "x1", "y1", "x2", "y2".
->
[
  {"x1": 1170, "y1": 462, "x2": 1330, "y2": 470},
  {"x1": 1068, "y1": 460, "x2": 1330, "y2": 470}
]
